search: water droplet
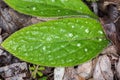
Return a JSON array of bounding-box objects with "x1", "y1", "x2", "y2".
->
[
  {"x1": 84, "y1": 48, "x2": 88, "y2": 52},
  {"x1": 61, "y1": 45, "x2": 65, "y2": 48},
  {"x1": 98, "y1": 30, "x2": 103, "y2": 34},
  {"x1": 71, "y1": 25, "x2": 75, "y2": 28},
  {"x1": 61, "y1": 0, "x2": 68, "y2": 3},
  {"x1": 99, "y1": 38, "x2": 102, "y2": 41},
  {"x1": 77, "y1": 43, "x2": 81, "y2": 47},
  {"x1": 68, "y1": 33, "x2": 73, "y2": 37},
  {"x1": 67, "y1": 59, "x2": 73, "y2": 63},
  {"x1": 85, "y1": 28, "x2": 89, "y2": 33},
  {"x1": 51, "y1": 0, "x2": 55, "y2": 2},
  {"x1": 57, "y1": 10, "x2": 61, "y2": 12},
  {"x1": 24, "y1": 53, "x2": 28, "y2": 56},
  {"x1": 46, "y1": 37, "x2": 52, "y2": 41},
  {"x1": 32, "y1": 7, "x2": 36, "y2": 11},
  {"x1": 54, "y1": 36, "x2": 59, "y2": 39},
  {"x1": 32, "y1": 31, "x2": 39, "y2": 35},
  {"x1": 30, "y1": 58, "x2": 33, "y2": 60},
  {"x1": 42, "y1": 46, "x2": 46, "y2": 51},
  {"x1": 85, "y1": 21, "x2": 88, "y2": 24},
  {"x1": 80, "y1": 7, "x2": 82, "y2": 10},
  {"x1": 81, "y1": 25, "x2": 84, "y2": 28},
  {"x1": 76, "y1": 20, "x2": 79, "y2": 22},
  {"x1": 60, "y1": 29, "x2": 65, "y2": 32}
]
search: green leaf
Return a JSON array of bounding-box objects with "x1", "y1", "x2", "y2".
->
[
  {"x1": 1, "y1": 18, "x2": 108, "y2": 67},
  {"x1": 4, "y1": 0, "x2": 97, "y2": 18},
  {"x1": 37, "y1": 72, "x2": 43, "y2": 77},
  {"x1": 39, "y1": 77, "x2": 47, "y2": 80},
  {"x1": 38, "y1": 67, "x2": 45, "y2": 70}
]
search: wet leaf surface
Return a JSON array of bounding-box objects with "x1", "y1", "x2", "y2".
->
[
  {"x1": 0, "y1": 0, "x2": 120, "y2": 79},
  {"x1": 4, "y1": 0, "x2": 97, "y2": 18},
  {"x1": 2, "y1": 18, "x2": 108, "y2": 67}
]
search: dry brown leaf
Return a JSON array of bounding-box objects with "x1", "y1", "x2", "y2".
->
[
  {"x1": 76, "y1": 61, "x2": 93, "y2": 79},
  {"x1": 93, "y1": 55, "x2": 113, "y2": 80}
]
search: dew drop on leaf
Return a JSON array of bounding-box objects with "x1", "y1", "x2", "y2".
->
[
  {"x1": 81, "y1": 25, "x2": 84, "y2": 28},
  {"x1": 76, "y1": 20, "x2": 79, "y2": 23},
  {"x1": 67, "y1": 59, "x2": 73, "y2": 63},
  {"x1": 30, "y1": 58, "x2": 33, "y2": 60},
  {"x1": 60, "y1": 29, "x2": 65, "y2": 33},
  {"x1": 80, "y1": 7, "x2": 82, "y2": 10},
  {"x1": 61, "y1": 45, "x2": 65, "y2": 48},
  {"x1": 77, "y1": 43, "x2": 81, "y2": 47},
  {"x1": 61, "y1": 0, "x2": 68, "y2": 3},
  {"x1": 68, "y1": 33, "x2": 73, "y2": 37},
  {"x1": 85, "y1": 21, "x2": 88, "y2": 24},
  {"x1": 1, "y1": 17, "x2": 108, "y2": 67},
  {"x1": 98, "y1": 30, "x2": 103, "y2": 34},
  {"x1": 57, "y1": 10, "x2": 61, "y2": 12},
  {"x1": 32, "y1": 7, "x2": 36, "y2": 11},
  {"x1": 42, "y1": 46, "x2": 46, "y2": 51},
  {"x1": 46, "y1": 37, "x2": 52, "y2": 41},
  {"x1": 25, "y1": 53, "x2": 28, "y2": 56},
  {"x1": 85, "y1": 28, "x2": 89, "y2": 33},
  {"x1": 54, "y1": 36, "x2": 59, "y2": 39},
  {"x1": 98, "y1": 38, "x2": 102, "y2": 41},
  {"x1": 71, "y1": 25, "x2": 75, "y2": 28},
  {"x1": 4, "y1": 0, "x2": 97, "y2": 18},
  {"x1": 84, "y1": 48, "x2": 88, "y2": 52},
  {"x1": 51, "y1": 0, "x2": 55, "y2": 2}
]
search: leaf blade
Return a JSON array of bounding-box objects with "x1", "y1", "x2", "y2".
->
[
  {"x1": 4, "y1": 0, "x2": 97, "y2": 18},
  {"x1": 2, "y1": 18, "x2": 108, "y2": 67}
]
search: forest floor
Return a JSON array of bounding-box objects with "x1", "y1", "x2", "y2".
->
[{"x1": 0, "y1": 0, "x2": 120, "y2": 80}]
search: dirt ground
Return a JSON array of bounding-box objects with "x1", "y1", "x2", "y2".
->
[{"x1": 0, "y1": 0, "x2": 120, "y2": 80}]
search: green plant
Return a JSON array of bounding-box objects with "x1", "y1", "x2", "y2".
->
[
  {"x1": 38, "y1": 77, "x2": 47, "y2": 80},
  {"x1": 86, "y1": 0, "x2": 98, "y2": 2},
  {"x1": 1, "y1": 0, "x2": 108, "y2": 67},
  {"x1": 29, "y1": 65, "x2": 45, "y2": 79}
]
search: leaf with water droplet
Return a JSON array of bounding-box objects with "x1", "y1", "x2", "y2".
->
[
  {"x1": 4, "y1": 0, "x2": 97, "y2": 18},
  {"x1": 1, "y1": 18, "x2": 108, "y2": 67}
]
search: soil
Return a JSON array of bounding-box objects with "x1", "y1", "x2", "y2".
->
[{"x1": 0, "y1": 0, "x2": 120, "y2": 80}]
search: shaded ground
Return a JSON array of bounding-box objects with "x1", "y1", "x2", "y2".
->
[{"x1": 0, "y1": 0, "x2": 120, "y2": 80}]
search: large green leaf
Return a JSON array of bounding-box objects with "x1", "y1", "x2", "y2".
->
[
  {"x1": 4, "y1": 0, "x2": 97, "y2": 18},
  {"x1": 1, "y1": 18, "x2": 108, "y2": 67}
]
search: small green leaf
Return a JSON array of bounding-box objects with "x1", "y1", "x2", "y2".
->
[
  {"x1": 1, "y1": 18, "x2": 108, "y2": 67},
  {"x1": 38, "y1": 67, "x2": 45, "y2": 70},
  {"x1": 4, "y1": 0, "x2": 97, "y2": 18},
  {"x1": 37, "y1": 72, "x2": 43, "y2": 77},
  {"x1": 39, "y1": 77, "x2": 47, "y2": 80}
]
